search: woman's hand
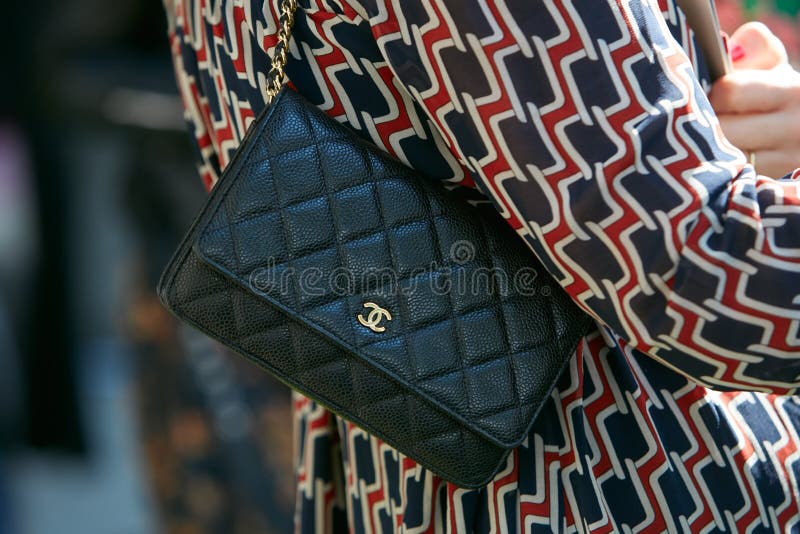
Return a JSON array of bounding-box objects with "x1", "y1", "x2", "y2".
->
[{"x1": 708, "y1": 22, "x2": 800, "y2": 178}]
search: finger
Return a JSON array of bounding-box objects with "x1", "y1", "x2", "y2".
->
[
  {"x1": 751, "y1": 149, "x2": 799, "y2": 179},
  {"x1": 729, "y1": 22, "x2": 788, "y2": 70},
  {"x1": 716, "y1": 111, "x2": 793, "y2": 152},
  {"x1": 708, "y1": 70, "x2": 797, "y2": 114}
]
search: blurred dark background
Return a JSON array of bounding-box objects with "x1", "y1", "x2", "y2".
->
[
  {"x1": 0, "y1": 1, "x2": 797, "y2": 533},
  {"x1": 1, "y1": 0, "x2": 294, "y2": 533}
]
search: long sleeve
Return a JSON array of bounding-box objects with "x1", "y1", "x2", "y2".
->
[
  {"x1": 161, "y1": 2, "x2": 800, "y2": 528},
  {"x1": 345, "y1": 0, "x2": 800, "y2": 393}
]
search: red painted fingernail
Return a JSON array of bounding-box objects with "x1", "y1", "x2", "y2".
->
[{"x1": 730, "y1": 43, "x2": 746, "y2": 62}]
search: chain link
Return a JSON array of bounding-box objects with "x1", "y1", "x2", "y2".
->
[{"x1": 264, "y1": 0, "x2": 298, "y2": 105}]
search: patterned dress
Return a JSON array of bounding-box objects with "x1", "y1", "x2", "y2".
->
[{"x1": 163, "y1": 0, "x2": 800, "y2": 531}]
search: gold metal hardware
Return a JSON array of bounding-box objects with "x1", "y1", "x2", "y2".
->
[
  {"x1": 264, "y1": 0, "x2": 298, "y2": 106},
  {"x1": 357, "y1": 302, "x2": 392, "y2": 333}
]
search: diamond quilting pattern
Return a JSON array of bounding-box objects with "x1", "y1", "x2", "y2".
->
[
  {"x1": 161, "y1": 88, "x2": 590, "y2": 486},
  {"x1": 194, "y1": 89, "x2": 589, "y2": 447},
  {"x1": 165, "y1": 248, "x2": 509, "y2": 487}
]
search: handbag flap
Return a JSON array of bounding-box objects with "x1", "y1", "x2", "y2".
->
[{"x1": 192, "y1": 89, "x2": 590, "y2": 448}]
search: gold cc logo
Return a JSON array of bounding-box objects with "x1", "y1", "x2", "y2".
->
[{"x1": 357, "y1": 302, "x2": 392, "y2": 333}]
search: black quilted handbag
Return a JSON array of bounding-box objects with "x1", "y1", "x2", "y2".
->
[{"x1": 158, "y1": 0, "x2": 591, "y2": 488}]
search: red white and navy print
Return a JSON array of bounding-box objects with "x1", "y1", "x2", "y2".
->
[{"x1": 164, "y1": 0, "x2": 800, "y2": 531}]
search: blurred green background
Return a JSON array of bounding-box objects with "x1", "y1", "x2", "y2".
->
[{"x1": 717, "y1": 0, "x2": 800, "y2": 61}]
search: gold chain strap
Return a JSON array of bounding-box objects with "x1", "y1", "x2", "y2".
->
[{"x1": 264, "y1": 0, "x2": 299, "y2": 105}]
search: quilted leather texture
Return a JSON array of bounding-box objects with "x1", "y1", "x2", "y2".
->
[{"x1": 159, "y1": 88, "x2": 592, "y2": 487}]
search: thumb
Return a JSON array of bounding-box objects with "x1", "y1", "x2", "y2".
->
[{"x1": 729, "y1": 21, "x2": 788, "y2": 70}]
